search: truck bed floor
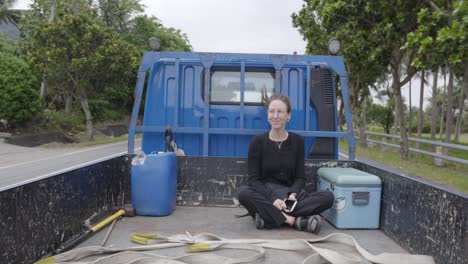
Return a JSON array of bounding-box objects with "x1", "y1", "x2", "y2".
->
[{"x1": 76, "y1": 206, "x2": 407, "y2": 264}]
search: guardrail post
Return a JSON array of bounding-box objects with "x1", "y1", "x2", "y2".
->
[
  {"x1": 434, "y1": 146, "x2": 443, "y2": 167},
  {"x1": 381, "y1": 137, "x2": 388, "y2": 152}
]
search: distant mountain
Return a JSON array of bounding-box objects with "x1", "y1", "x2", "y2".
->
[{"x1": 0, "y1": 21, "x2": 20, "y2": 40}]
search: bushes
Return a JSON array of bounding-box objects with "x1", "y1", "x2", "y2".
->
[
  {"x1": 43, "y1": 110, "x2": 85, "y2": 132},
  {"x1": 408, "y1": 123, "x2": 439, "y2": 134},
  {"x1": 0, "y1": 51, "x2": 41, "y2": 126}
]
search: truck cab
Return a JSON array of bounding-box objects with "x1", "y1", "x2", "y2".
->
[{"x1": 128, "y1": 52, "x2": 355, "y2": 159}]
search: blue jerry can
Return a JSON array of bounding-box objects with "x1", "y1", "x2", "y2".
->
[{"x1": 131, "y1": 152, "x2": 177, "y2": 216}]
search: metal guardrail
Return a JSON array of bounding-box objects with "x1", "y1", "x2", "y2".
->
[{"x1": 358, "y1": 131, "x2": 468, "y2": 166}]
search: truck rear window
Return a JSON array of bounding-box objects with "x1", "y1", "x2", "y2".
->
[{"x1": 207, "y1": 69, "x2": 275, "y2": 105}]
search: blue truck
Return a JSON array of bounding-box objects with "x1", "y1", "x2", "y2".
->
[
  {"x1": 1, "y1": 49, "x2": 466, "y2": 264},
  {"x1": 128, "y1": 52, "x2": 351, "y2": 159}
]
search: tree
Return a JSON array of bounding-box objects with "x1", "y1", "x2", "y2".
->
[
  {"x1": 416, "y1": 70, "x2": 426, "y2": 147},
  {"x1": 96, "y1": 0, "x2": 143, "y2": 33},
  {"x1": 293, "y1": 0, "x2": 424, "y2": 160},
  {"x1": 454, "y1": 67, "x2": 467, "y2": 142},
  {"x1": 408, "y1": 76, "x2": 413, "y2": 135},
  {"x1": 24, "y1": 13, "x2": 137, "y2": 140},
  {"x1": 0, "y1": 0, "x2": 21, "y2": 26},
  {"x1": 379, "y1": 1, "x2": 428, "y2": 159},
  {"x1": 368, "y1": 103, "x2": 394, "y2": 134},
  {"x1": 125, "y1": 15, "x2": 192, "y2": 53},
  {"x1": 292, "y1": 0, "x2": 390, "y2": 147},
  {"x1": 405, "y1": 0, "x2": 467, "y2": 145},
  {"x1": 20, "y1": 0, "x2": 97, "y2": 105},
  {"x1": 430, "y1": 68, "x2": 439, "y2": 145},
  {"x1": 375, "y1": 79, "x2": 396, "y2": 135},
  {"x1": 0, "y1": 50, "x2": 40, "y2": 126}
]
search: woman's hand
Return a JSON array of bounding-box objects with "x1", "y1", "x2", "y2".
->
[
  {"x1": 273, "y1": 199, "x2": 287, "y2": 210},
  {"x1": 288, "y1": 193, "x2": 297, "y2": 201}
]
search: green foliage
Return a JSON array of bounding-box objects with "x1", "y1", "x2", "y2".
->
[
  {"x1": 89, "y1": 84, "x2": 133, "y2": 121},
  {"x1": 26, "y1": 13, "x2": 138, "y2": 80},
  {"x1": 96, "y1": 0, "x2": 144, "y2": 33},
  {"x1": 404, "y1": 0, "x2": 467, "y2": 71},
  {"x1": 22, "y1": 12, "x2": 138, "y2": 127},
  {"x1": 0, "y1": 51, "x2": 41, "y2": 125},
  {"x1": 367, "y1": 103, "x2": 394, "y2": 134},
  {"x1": 0, "y1": 0, "x2": 21, "y2": 25},
  {"x1": 43, "y1": 110, "x2": 85, "y2": 131},
  {"x1": 421, "y1": 122, "x2": 437, "y2": 134},
  {"x1": 125, "y1": 15, "x2": 192, "y2": 53},
  {"x1": 0, "y1": 32, "x2": 16, "y2": 54},
  {"x1": 17, "y1": 0, "x2": 192, "y2": 136},
  {"x1": 292, "y1": 0, "x2": 390, "y2": 113}
]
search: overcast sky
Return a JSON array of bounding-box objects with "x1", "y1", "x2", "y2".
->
[
  {"x1": 13, "y1": 0, "x2": 431, "y2": 107},
  {"x1": 14, "y1": 0, "x2": 307, "y2": 54}
]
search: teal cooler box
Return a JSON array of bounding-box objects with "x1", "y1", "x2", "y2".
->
[
  {"x1": 317, "y1": 168, "x2": 381, "y2": 229},
  {"x1": 131, "y1": 152, "x2": 177, "y2": 216}
]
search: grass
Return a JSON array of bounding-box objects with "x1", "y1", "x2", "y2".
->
[
  {"x1": 367, "y1": 125, "x2": 468, "y2": 144},
  {"x1": 73, "y1": 134, "x2": 130, "y2": 147},
  {"x1": 457, "y1": 133, "x2": 468, "y2": 143},
  {"x1": 365, "y1": 126, "x2": 468, "y2": 160},
  {"x1": 340, "y1": 140, "x2": 468, "y2": 194},
  {"x1": 42, "y1": 133, "x2": 135, "y2": 148}
]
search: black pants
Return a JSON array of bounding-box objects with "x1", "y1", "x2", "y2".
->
[{"x1": 238, "y1": 183, "x2": 334, "y2": 228}]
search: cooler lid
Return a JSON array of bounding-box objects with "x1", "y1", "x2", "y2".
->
[{"x1": 318, "y1": 168, "x2": 381, "y2": 186}]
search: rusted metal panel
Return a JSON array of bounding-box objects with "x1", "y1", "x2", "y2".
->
[
  {"x1": 357, "y1": 162, "x2": 467, "y2": 264},
  {"x1": 0, "y1": 155, "x2": 131, "y2": 264},
  {"x1": 176, "y1": 157, "x2": 355, "y2": 206}
]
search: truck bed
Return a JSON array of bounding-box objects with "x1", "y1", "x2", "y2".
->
[
  {"x1": 76, "y1": 206, "x2": 408, "y2": 264},
  {"x1": 2, "y1": 155, "x2": 465, "y2": 264}
]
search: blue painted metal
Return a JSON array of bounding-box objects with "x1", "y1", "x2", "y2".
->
[
  {"x1": 339, "y1": 75, "x2": 355, "y2": 160},
  {"x1": 305, "y1": 62, "x2": 311, "y2": 131},
  {"x1": 240, "y1": 61, "x2": 245, "y2": 128},
  {"x1": 128, "y1": 51, "x2": 355, "y2": 159},
  {"x1": 128, "y1": 69, "x2": 147, "y2": 154}
]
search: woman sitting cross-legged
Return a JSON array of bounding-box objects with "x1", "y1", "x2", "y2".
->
[{"x1": 237, "y1": 93, "x2": 334, "y2": 233}]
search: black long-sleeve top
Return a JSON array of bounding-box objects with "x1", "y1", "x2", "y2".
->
[{"x1": 247, "y1": 132, "x2": 305, "y2": 202}]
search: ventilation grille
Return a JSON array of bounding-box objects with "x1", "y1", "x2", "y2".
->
[{"x1": 322, "y1": 69, "x2": 334, "y2": 105}]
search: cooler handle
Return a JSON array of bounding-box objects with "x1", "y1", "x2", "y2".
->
[{"x1": 352, "y1": 192, "x2": 369, "y2": 205}]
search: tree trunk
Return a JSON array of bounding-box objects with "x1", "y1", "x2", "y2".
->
[
  {"x1": 385, "y1": 105, "x2": 392, "y2": 134},
  {"x1": 338, "y1": 99, "x2": 344, "y2": 132},
  {"x1": 430, "y1": 69, "x2": 438, "y2": 149},
  {"x1": 65, "y1": 94, "x2": 72, "y2": 113},
  {"x1": 392, "y1": 60, "x2": 409, "y2": 160},
  {"x1": 48, "y1": 3, "x2": 56, "y2": 23},
  {"x1": 79, "y1": 90, "x2": 94, "y2": 141},
  {"x1": 408, "y1": 77, "x2": 412, "y2": 135},
  {"x1": 416, "y1": 70, "x2": 425, "y2": 148},
  {"x1": 350, "y1": 76, "x2": 360, "y2": 126},
  {"x1": 438, "y1": 69, "x2": 447, "y2": 139},
  {"x1": 359, "y1": 98, "x2": 367, "y2": 148},
  {"x1": 348, "y1": 78, "x2": 356, "y2": 115},
  {"x1": 395, "y1": 86, "x2": 409, "y2": 159},
  {"x1": 445, "y1": 65, "x2": 454, "y2": 144},
  {"x1": 454, "y1": 63, "x2": 468, "y2": 142},
  {"x1": 40, "y1": 76, "x2": 46, "y2": 100},
  {"x1": 439, "y1": 105, "x2": 444, "y2": 138},
  {"x1": 393, "y1": 103, "x2": 399, "y2": 143},
  {"x1": 39, "y1": 3, "x2": 56, "y2": 103}
]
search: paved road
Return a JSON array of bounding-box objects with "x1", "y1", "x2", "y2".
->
[
  {"x1": 0, "y1": 139, "x2": 141, "y2": 192},
  {"x1": 0, "y1": 139, "x2": 410, "y2": 193}
]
